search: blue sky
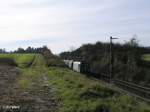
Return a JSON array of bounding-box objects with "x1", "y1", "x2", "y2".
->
[{"x1": 0, "y1": 0, "x2": 149, "y2": 53}]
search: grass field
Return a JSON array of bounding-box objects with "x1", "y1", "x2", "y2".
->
[
  {"x1": 142, "y1": 54, "x2": 150, "y2": 62},
  {"x1": 0, "y1": 53, "x2": 150, "y2": 112},
  {"x1": 0, "y1": 53, "x2": 35, "y2": 67}
]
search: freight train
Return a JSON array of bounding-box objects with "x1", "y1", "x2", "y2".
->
[
  {"x1": 63, "y1": 60, "x2": 106, "y2": 78},
  {"x1": 63, "y1": 60, "x2": 90, "y2": 73}
]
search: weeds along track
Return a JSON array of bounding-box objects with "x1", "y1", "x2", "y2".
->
[
  {"x1": 113, "y1": 79, "x2": 150, "y2": 103},
  {"x1": 100, "y1": 74, "x2": 150, "y2": 103}
]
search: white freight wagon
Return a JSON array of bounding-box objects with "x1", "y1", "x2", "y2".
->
[{"x1": 73, "y1": 61, "x2": 81, "y2": 72}]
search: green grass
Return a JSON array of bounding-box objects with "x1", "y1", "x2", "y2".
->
[
  {"x1": 16, "y1": 54, "x2": 47, "y2": 89},
  {"x1": 5, "y1": 53, "x2": 149, "y2": 112},
  {"x1": 142, "y1": 54, "x2": 150, "y2": 62},
  {"x1": 0, "y1": 53, "x2": 35, "y2": 67},
  {"x1": 47, "y1": 67, "x2": 150, "y2": 112}
]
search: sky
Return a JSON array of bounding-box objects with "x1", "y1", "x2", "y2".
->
[{"x1": 0, "y1": 0, "x2": 149, "y2": 53}]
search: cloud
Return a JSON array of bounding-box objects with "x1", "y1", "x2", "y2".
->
[{"x1": 0, "y1": 0, "x2": 149, "y2": 53}]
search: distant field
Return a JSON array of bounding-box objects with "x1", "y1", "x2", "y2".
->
[
  {"x1": 142, "y1": 54, "x2": 150, "y2": 62},
  {"x1": 0, "y1": 53, "x2": 35, "y2": 67}
]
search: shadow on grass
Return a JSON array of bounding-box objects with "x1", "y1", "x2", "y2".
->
[
  {"x1": 80, "y1": 85, "x2": 120, "y2": 100},
  {"x1": 0, "y1": 58, "x2": 17, "y2": 66}
]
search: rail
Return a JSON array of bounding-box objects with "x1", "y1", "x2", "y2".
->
[{"x1": 100, "y1": 73, "x2": 150, "y2": 103}]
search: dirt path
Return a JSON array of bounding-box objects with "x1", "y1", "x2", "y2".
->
[
  {"x1": 0, "y1": 66, "x2": 19, "y2": 104},
  {"x1": 0, "y1": 65, "x2": 58, "y2": 112}
]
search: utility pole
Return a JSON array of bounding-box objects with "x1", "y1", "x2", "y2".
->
[{"x1": 110, "y1": 36, "x2": 118, "y2": 83}]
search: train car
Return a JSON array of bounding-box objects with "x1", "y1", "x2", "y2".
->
[
  {"x1": 73, "y1": 61, "x2": 90, "y2": 73},
  {"x1": 64, "y1": 60, "x2": 90, "y2": 73},
  {"x1": 80, "y1": 61, "x2": 90, "y2": 73},
  {"x1": 73, "y1": 61, "x2": 81, "y2": 72},
  {"x1": 63, "y1": 60, "x2": 73, "y2": 69}
]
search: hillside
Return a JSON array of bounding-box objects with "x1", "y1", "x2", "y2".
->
[
  {"x1": 0, "y1": 53, "x2": 149, "y2": 112},
  {"x1": 47, "y1": 67, "x2": 150, "y2": 112},
  {"x1": 60, "y1": 41, "x2": 150, "y2": 87}
]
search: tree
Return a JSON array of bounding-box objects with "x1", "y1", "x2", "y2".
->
[
  {"x1": 125, "y1": 35, "x2": 139, "y2": 47},
  {"x1": 16, "y1": 47, "x2": 25, "y2": 53},
  {"x1": 26, "y1": 46, "x2": 32, "y2": 53},
  {"x1": 0, "y1": 48, "x2": 6, "y2": 53}
]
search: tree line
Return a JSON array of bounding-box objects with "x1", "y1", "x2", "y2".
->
[
  {"x1": 13, "y1": 46, "x2": 51, "y2": 54},
  {"x1": 0, "y1": 48, "x2": 6, "y2": 53},
  {"x1": 60, "y1": 38, "x2": 150, "y2": 87}
]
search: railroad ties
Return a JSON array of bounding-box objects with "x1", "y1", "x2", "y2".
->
[
  {"x1": 99, "y1": 73, "x2": 150, "y2": 103},
  {"x1": 113, "y1": 79, "x2": 150, "y2": 103}
]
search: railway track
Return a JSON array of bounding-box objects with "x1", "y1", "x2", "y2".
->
[
  {"x1": 113, "y1": 79, "x2": 150, "y2": 102},
  {"x1": 100, "y1": 73, "x2": 150, "y2": 103}
]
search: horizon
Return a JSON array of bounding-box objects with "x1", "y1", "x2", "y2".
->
[
  {"x1": 0, "y1": 0, "x2": 150, "y2": 53},
  {"x1": 1, "y1": 39, "x2": 149, "y2": 55}
]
